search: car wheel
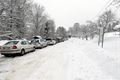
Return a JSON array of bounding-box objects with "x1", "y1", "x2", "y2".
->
[
  {"x1": 20, "y1": 49, "x2": 25, "y2": 56},
  {"x1": 32, "y1": 47, "x2": 35, "y2": 52}
]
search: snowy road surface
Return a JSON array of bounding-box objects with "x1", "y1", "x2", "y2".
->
[{"x1": 0, "y1": 38, "x2": 120, "y2": 80}]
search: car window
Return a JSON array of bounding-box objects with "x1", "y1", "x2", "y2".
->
[
  {"x1": 36, "y1": 40, "x2": 40, "y2": 44},
  {"x1": 33, "y1": 37, "x2": 39, "y2": 39},
  {"x1": 25, "y1": 41, "x2": 29, "y2": 45},
  {"x1": 21, "y1": 41, "x2": 27, "y2": 45},
  {"x1": 46, "y1": 39, "x2": 52, "y2": 41},
  {"x1": 5, "y1": 41, "x2": 19, "y2": 45}
]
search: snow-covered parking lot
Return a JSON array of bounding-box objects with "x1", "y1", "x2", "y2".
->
[{"x1": 0, "y1": 35, "x2": 120, "y2": 80}]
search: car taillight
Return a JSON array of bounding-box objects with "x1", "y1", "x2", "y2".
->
[{"x1": 12, "y1": 46, "x2": 17, "y2": 49}]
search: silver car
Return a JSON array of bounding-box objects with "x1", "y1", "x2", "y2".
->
[
  {"x1": 0, "y1": 40, "x2": 35, "y2": 57},
  {"x1": 46, "y1": 39, "x2": 56, "y2": 45},
  {"x1": 39, "y1": 39, "x2": 47, "y2": 47},
  {"x1": 31, "y1": 39, "x2": 42, "y2": 49},
  {"x1": 31, "y1": 39, "x2": 47, "y2": 49}
]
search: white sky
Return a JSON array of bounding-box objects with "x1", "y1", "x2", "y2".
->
[{"x1": 34, "y1": 0, "x2": 110, "y2": 29}]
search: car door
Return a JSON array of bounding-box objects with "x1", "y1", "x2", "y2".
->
[
  {"x1": 42, "y1": 39, "x2": 46, "y2": 47},
  {"x1": 25, "y1": 41, "x2": 33, "y2": 52},
  {"x1": 21, "y1": 41, "x2": 29, "y2": 52},
  {"x1": 43, "y1": 39, "x2": 47, "y2": 46},
  {"x1": 26, "y1": 41, "x2": 33, "y2": 51}
]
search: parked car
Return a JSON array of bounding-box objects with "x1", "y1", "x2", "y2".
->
[
  {"x1": 0, "y1": 40, "x2": 35, "y2": 57},
  {"x1": 46, "y1": 38, "x2": 56, "y2": 45},
  {"x1": 39, "y1": 39, "x2": 47, "y2": 47},
  {"x1": 31, "y1": 39, "x2": 47, "y2": 49},
  {"x1": 33, "y1": 36, "x2": 42, "y2": 39},
  {"x1": 55, "y1": 37, "x2": 64, "y2": 43},
  {"x1": 30, "y1": 39, "x2": 42, "y2": 49}
]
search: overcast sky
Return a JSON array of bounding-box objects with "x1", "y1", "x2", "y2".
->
[{"x1": 34, "y1": 0, "x2": 111, "y2": 29}]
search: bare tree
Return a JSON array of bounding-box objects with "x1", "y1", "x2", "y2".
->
[
  {"x1": 86, "y1": 20, "x2": 98, "y2": 39},
  {"x1": 73, "y1": 23, "x2": 81, "y2": 37},
  {"x1": 44, "y1": 19, "x2": 55, "y2": 39},
  {"x1": 97, "y1": 10, "x2": 115, "y2": 48},
  {"x1": 56, "y1": 26, "x2": 67, "y2": 38},
  {"x1": 30, "y1": 3, "x2": 47, "y2": 36},
  {"x1": 0, "y1": 0, "x2": 10, "y2": 15},
  {"x1": 0, "y1": 0, "x2": 11, "y2": 31},
  {"x1": 0, "y1": 0, "x2": 31, "y2": 38},
  {"x1": 68, "y1": 23, "x2": 81, "y2": 37},
  {"x1": 80, "y1": 25, "x2": 89, "y2": 40}
]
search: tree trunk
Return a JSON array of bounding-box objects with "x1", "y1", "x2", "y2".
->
[
  {"x1": 98, "y1": 29, "x2": 100, "y2": 46},
  {"x1": 101, "y1": 27, "x2": 105, "y2": 48},
  {"x1": 119, "y1": 29, "x2": 120, "y2": 37},
  {"x1": 85, "y1": 35, "x2": 88, "y2": 40}
]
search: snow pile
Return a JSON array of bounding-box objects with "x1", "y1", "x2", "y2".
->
[
  {"x1": 65, "y1": 39, "x2": 114, "y2": 80},
  {"x1": 105, "y1": 32, "x2": 119, "y2": 38},
  {"x1": 93, "y1": 32, "x2": 120, "y2": 56}
]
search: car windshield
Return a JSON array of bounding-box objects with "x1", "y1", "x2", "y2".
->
[
  {"x1": 31, "y1": 39, "x2": 39, "y2": 43},
  {"x1": 33, "y1": 37, "x2": 40, "y2": 39},
  {"x1": 4, "y1": 41, "x2": 19, "y2": 45},
  {"x1": 46, "y1": 39, "x2": 52, "y2": 41}
]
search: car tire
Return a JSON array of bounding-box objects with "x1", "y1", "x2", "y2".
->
[
  {"x1": 20, "y1": 49, "x2": 25, "y2": 56},
  {"x1": 32, "y1": 47, "x2": 35, "y2": 52},
  {"x1": 3, "y1": 54, "x2": 11, "y2": 57}
]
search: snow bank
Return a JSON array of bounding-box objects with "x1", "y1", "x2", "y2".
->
[
  {"x1": 105, "y1": 32, "x2": 120, "y2": 38},
  {"x1": 92, "y1": 32, "x2": 120, "y2": 56}
]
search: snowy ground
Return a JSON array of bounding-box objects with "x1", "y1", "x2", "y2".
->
[{"x1": 0, "y1": 32, "x2": 120, "y2": 80}]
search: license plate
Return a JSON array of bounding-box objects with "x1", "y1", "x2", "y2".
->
[{"x1": 3, "y1": 47, "x2": 10, "y2": 50}]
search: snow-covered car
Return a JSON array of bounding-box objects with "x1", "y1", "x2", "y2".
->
[
  {"x1": 31, "y1": 39, "x2": 47, "y2": 49},
  {"x1": 39, "y1": 39, "x2": 47, "y2": 47},
  {"x1": 46, "y1": 39, "x2": 56, "y2": 45},
  {"x1": 55, "y1": 37, "x2": 65, "y2": 43},
  {"x1": 0, "y1": 40, "x2": 35, "y2": 57},
  {"x1": 31, "y1": 39, "x2": 42, "y2": 49},
  {"x1": 33, "y1": 36, "x2": 42, "y2": 40}
]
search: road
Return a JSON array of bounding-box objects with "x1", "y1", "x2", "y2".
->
[
  {"x1": 0, "y1": 56, "x2": 14, "y2": 80},
  {"x1": 0, "y1": 38, "x2": 119, "y2": 80}
]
